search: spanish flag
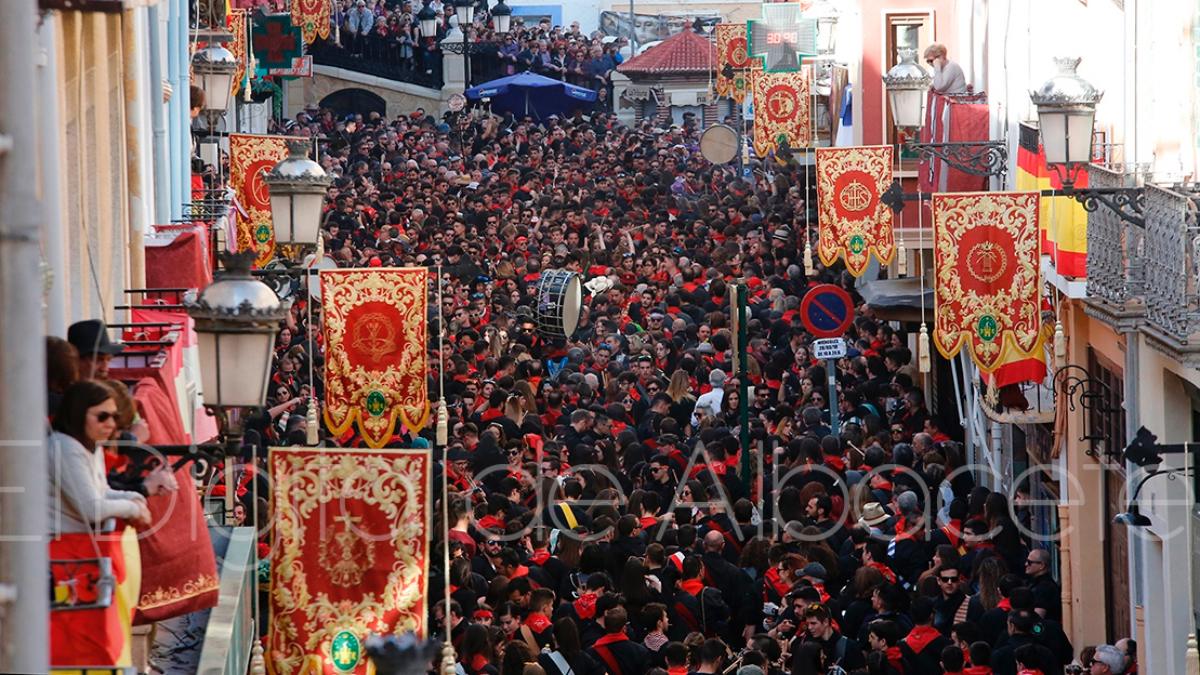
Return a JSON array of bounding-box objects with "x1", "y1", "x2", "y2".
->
[{"x1": 1017, "y1": 123, "x2": 1088, "y2": 278}]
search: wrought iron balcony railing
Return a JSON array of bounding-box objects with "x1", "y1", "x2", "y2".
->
[
  {"x1": 1083, "y1": 165, "x2": 1145, "y2": 331},
  {"x1": 1142, "y1": 183, "x2": 1200, "y2": 346}
]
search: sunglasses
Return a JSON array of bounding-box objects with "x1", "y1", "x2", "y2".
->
[
  {"x1": 939, "y1": 575, "x2": 960, "y2": 583},
  {"x1": 93, "y1": 411, "x2": 117, "y2": 423}
]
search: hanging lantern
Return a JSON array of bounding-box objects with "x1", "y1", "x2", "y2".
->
[
  {"x1": 264, "y1": 139, "x2": 331, "y2": 248},
  {"x1": 1030, "y1": 57, "x2": 1103, "y2": 172},
  {"x1": 883, "y1": 49, "x2": 931, "y2": 130}
]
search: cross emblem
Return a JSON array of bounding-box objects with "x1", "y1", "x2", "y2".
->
[
  {"x1": 253, "y1": 14, "x2": 303, "y2": 69},
  {"x1": 747, "y1": 2, "x2": 817, "y2": 72}
]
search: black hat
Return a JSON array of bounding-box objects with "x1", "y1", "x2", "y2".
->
[
  {"x1": 67, "y1": 319, "x2": 124, "y2": 357},
  {"x1": 447, "y1": 447, "x2": 470, "y2": 461}
]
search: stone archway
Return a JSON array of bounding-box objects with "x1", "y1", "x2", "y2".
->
[{"x1": 319, "y1": 88, "x2": 388, "y2": 120}]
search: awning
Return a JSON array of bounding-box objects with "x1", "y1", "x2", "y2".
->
[{"x1": 854, "y1": 259, "x2": 936, "y2": 322}]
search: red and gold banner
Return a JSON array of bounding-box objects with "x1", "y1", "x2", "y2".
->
[
  {"x1": 752, "y1": 67, "x2": 811, "y2": 157},
  {"x1": 229, "y1": 9, "x2": 247, "y2": 97},
  {"x1": 715, "y1": 24, "x2": 751, "y2": 102},
  {"x1": 229, "y1": 134, "x2": 297, "y2": 267},
  {"x1": 815, "y1": 145, "x2": 895, "y2": 276},
  {"x1": 322, "y1": 268, "x2": 430, "y2": 447},
  {"x1": 269, "y1": 447, "x2": 431, "y2": 675},
  {"x1": 933, "y1": 192, "x2": 1042, "y2": 373},
  {"x1": 292, "y1": 0, "x2": 332, "y2": 44}
]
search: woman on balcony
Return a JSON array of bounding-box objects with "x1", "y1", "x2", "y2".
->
[{"x1": 48, "y1": 381, "x2": 152, "y2": 667}]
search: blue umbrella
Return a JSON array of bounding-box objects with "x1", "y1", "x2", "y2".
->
[{"x1": 465, "y1": 72, "x2": 597, "y2": 121}]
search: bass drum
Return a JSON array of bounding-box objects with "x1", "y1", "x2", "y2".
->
[{"x1": 534, "y1": 270, "x2": 583, "y2": 339}]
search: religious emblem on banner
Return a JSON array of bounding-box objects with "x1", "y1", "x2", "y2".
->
[
  {"x1": 752, "y1": 68, "x2": 811, "y2": 157},
  {"x1": 932, "y1": 192, "x2": 1042, "y2": 373},
  {"x1": 269, "y1": 447, "x2": 430, "y2": 675},
  {"x1": 292, "y1": 0, "x2": 333, "y2": 45},
  {"x1": 229, "y1": 134, "x2": 297, "y2": 267},
  {"x1": 322, "y1": 268, "x2": 430, "y2": 447},
  {"x1": 715, "y1": 24, "x2": 752, "y2": 102},
  {"x1": 228, "y1": 9, "x2": 247, "y2": 97},
  {"x1": 815, "y1": 145, "x2": 895, "y2": 276}
]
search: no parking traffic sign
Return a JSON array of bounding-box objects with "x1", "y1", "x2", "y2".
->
[{"x1": 800, "y1": 284, "x2": 855, "y2": 338}]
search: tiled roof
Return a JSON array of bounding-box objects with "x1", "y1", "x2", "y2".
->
[{"x1": 617, "y1": 30, "x2": 717, "y2": 75}]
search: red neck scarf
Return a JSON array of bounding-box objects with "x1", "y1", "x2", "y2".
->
[
  {"x1": 679, "y1": 578, "x2": 704, "y2": 596},
  {"x1": 904, "y1": 625, "x2": 942, "y2": 653},
  {"x1": 593, "y1": 630, "x2": 630, "y2": 647}
]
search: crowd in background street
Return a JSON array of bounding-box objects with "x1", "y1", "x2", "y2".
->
[{"x1": 44, "y1": 12, "x2": 1142, "y2": 674}]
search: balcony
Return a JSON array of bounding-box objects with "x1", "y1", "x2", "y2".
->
[
  {"x1": 1083, "y1": 165, "x2": 1145, "y2": 331},
  {"x1": 1086, "y1": 173, "x2": 1200, "y2": 365}
]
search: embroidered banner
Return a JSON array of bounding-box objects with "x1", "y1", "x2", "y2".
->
[
  {"x1": 932, "y1": 192, "x2": 1042, "y2": 373},
  {"x1": 751, "y1": 67, "x2": 811, "y2": 157},
  {"x1": 291, "y1": 0, "x2": 332, "y2": 45},
  {"x1": 715, "y1": 24, "x2": 751, "y2": 102},
  {"x1": 229, "y1": 9, "x2": 247, "y2": 97},
  {"x1": 229, "y1": 134, "x2": 297, "y2": 267},
  {"x1": 815, "y1": 145, "x2": 895, "y2": 276},
  {"x1": 322, "y1": 268, "x2": 430, "y2": 447},
  {"x1": 269, "y1": 447, "x2": 431, "y2": 675}
]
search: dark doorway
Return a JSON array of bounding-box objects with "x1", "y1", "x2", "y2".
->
[{"x1": 319, "y1": 88, "x2": 387, "y2": 120}]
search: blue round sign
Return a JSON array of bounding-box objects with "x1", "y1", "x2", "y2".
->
[{"x1": 800, "y1": 284, "x2": 855, "y2": 338}]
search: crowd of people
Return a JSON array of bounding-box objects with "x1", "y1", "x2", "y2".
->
[
  {"x1": 320, "y1": 0, "x2": 623, "y2": 95},
  {"x1": 251, "y1": 68, "x2": 1139, "y2": 674},
  {"x1": 45, "y1": 14, "x2": 1140, "y2": 675}
]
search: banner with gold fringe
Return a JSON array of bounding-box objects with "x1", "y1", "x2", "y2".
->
[
  {"x1": 932, "y1": 192, "x2": 1042, "y2": 373},
  {"x1": 229, "y1": 134, "x2": 298, "y2": 267},
  {"x1": 229, "y1": 9, "x2": 247, "y2": 97},
  {"x1": 752, "y1": 67, "x2": 811, "y2": 157},
  {"x1": 715, "y1": 24, "x2": 751, "y2": 102},
  {"x1": 292, "y1": 0, "x2": 332, "y2": 44},
  {"x1": 322, "y1": 268, "x2": 430, "y2": 447},
  {"x1": 269, "y1": 446, "x2": 430, "y2": 675},
  {"x1": 815, "y1": 145, "x2": 895, "y2": 276}
]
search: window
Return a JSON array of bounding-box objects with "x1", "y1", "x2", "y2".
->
[{"x1": 883, "y1": 12, "x2": 933, "y2": 164}]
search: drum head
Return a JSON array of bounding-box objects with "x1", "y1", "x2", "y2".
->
[
  {"x1": 562, "y1": 275, "x2": 583, "y2": 337},
  {"x1": 700, "y1": 124, "x2": 739, "y2": 165}
]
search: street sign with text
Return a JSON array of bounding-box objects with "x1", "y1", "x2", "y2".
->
[{"x1": 812, "y1": 337, "x2": 846, "y2": 360}]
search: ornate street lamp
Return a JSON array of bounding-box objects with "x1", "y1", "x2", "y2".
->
[
  {"x1": 453, "y1": 0, "x2": 475, "y2": 28},
  {"x1": 809, "y1": 0, "x2": 839, "y2": 56},
  {"x1": 1029, "y1": 57, "x2": 1103, "y2": 185},
  {"x1": 418, "y1": 1, "x2": 440, "y2": 39},
  {"x1": 187, "y1": 251, "x2": 291, "y2": 512},
  {"x1": 882, "y1": 49, "x2": 930, "y2": 130},
  {"x1": 192, "y1": 44, "x2": 238, "y2": 115},
  {"x1": 491, "y1": 0, "x2": 512, "y2": 34},
  {"x1": 1026, "y1": 57, "x2": 1143, "y2": 225},
  {"x1": 264, "y1": 139, "x2": 331, "y2": 247}
]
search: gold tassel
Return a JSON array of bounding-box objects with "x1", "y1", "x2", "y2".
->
[
  {"x1": 804, "y1": 237, "x2": 815, "y2": 276},
  {"x1": 1053, "y1": 320, "x2": 1067, "y2": 371},
  {"x1": 306, "y1": 399, "x2": 319, "y2": 446},
  {"x1": 896, "y1": 241, "x2": 908, "y2": 277},
  {"x1": 436, "y1": 399, "x2": 449, "y2": 446},
  {"x1": 441, "y1": 642, "x2": 457, "y2": 675},
  {"x1": 250, "y1": 640, "x2": 266, "y2": 675},
  {"x1": 918, "y1": 323, "x2": 931, "y2": 373},
  {"x1": 985, "y1": 379, "x2": 1000, "y2": 407}
]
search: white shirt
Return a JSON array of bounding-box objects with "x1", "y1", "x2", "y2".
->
[{"x1": 692, "y1": 388, "x2": 725, "y2": 426}]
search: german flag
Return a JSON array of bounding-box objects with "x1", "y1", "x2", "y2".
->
[{"x1": 1016, "y1": 123, "x2": 1088, "y2": 277}]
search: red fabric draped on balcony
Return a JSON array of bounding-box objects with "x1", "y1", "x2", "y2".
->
[
  {"x1": 919, "y1": 91, "x2": 990, "y2": 194},
  {"x1": 145, "y1": 224, "x2": 213, "y2": 291}
]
